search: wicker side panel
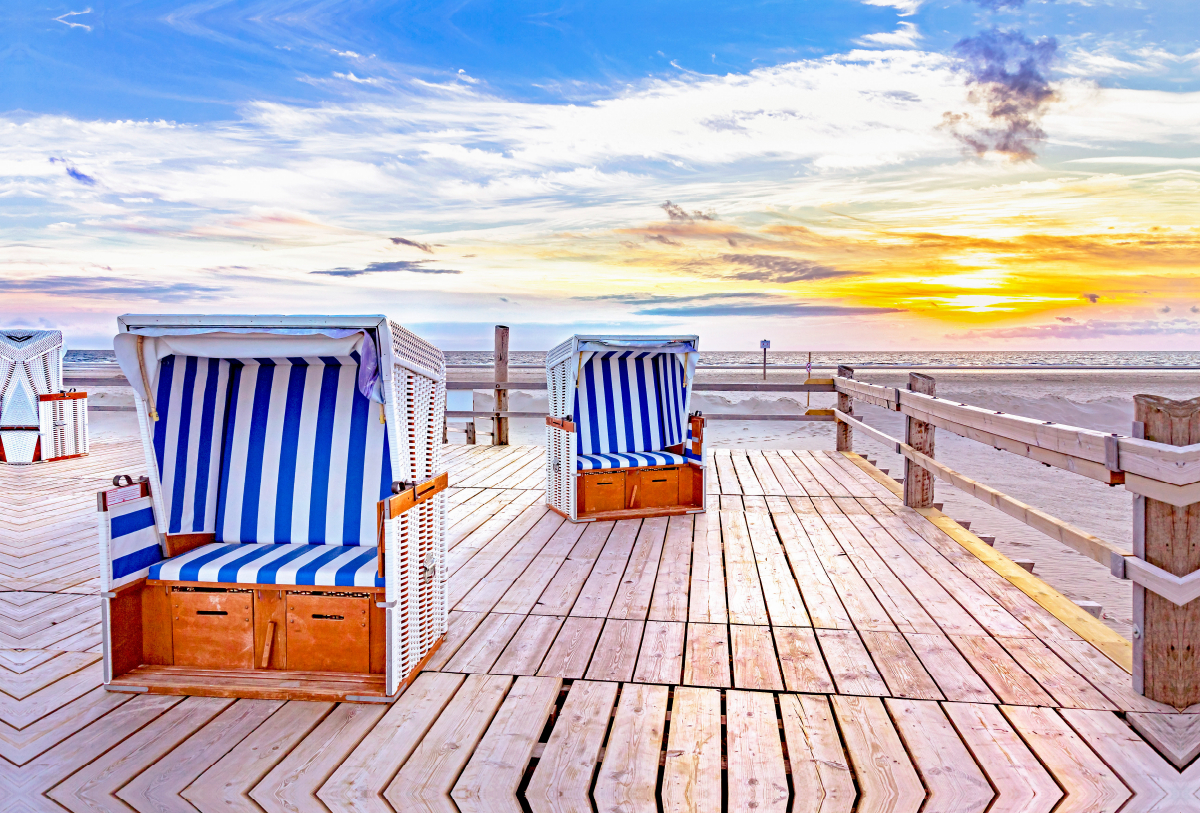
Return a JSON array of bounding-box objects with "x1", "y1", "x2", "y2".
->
[
  {"x1": 546, "y1": 358, "x2": 575, "y2": 519},
  {"x1": 40, "y1": 396, "x2": 88, "y2": 460}
]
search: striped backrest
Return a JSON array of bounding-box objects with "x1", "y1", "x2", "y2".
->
[
  {"x1": 152, "y1": 355, "x2": 234, "y2": 535},
  {"x1": 103, "y1": 495, "x2": 163, "y2": 590},
  {"x1": 574, "y1": 351, "x2": 689, "y2": 456},
  {"x1": 215, "y1": 356, "x2": 392, "y2": 546}
]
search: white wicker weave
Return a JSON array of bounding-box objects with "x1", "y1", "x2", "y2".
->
[{"x1": 0, "y1": 329, "x2": 87, "y2": 463}]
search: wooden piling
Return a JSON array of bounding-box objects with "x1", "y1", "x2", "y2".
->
[
  {"x1": 903, "y1": 373, "x2": 936, "y2": 508},
  {"x1": 495, "y1": 325, "x2": 510, "y2": 446},
  {"x1": 1133, "y1": 394, "x2": 1200, "y2": 706},
  {"x1": 836, "y1": 365, "x2": 854, "y2": 452}
]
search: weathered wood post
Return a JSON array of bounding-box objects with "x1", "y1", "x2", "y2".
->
[
  {"x1": 904, "y1": 373, "x2": 936, "y2": 508},
  {"x1": 1133, "y1": 395, "x2": 1200, "y2": 706},
  {"x1": 494, "y1": 325, "x2": 510, "y2": 446},
  {"x1": 836, "y1": 365, "x2": 854, "y2": 452}
]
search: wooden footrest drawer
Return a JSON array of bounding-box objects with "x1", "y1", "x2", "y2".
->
[
  {"x1": 286, "y1": 591, "x2": 371, "y2": 673},
  {"x1": 171, "y1": 587, "x2": 254, "y2": 669}
]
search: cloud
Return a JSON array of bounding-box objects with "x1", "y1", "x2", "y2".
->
[
  {"x1": 944, "y1": 28, "x2": 1058, "y2": 161},
  {"x1": 860, "y1": 0, "x2": 923, "y2": 15},
  {"x1": 53, "y1": 8, "x2": 92, "y2": 31},
  {"x1": 647, "y1": 234, "x2": 682, "y2": 246},
  {"x1": 0, "y1": 275, "x2": 225, "y2": 301},
  {"x1": 953, "y1": 318, "x2": 1200, "y2": 340},
  {"x1": 390, "y1": 237, "x2": 433, "y2": 252},
  {"x1": 584, "y1": 291, "x2": 901, "y2": 318},
  {"x1": 662, "y1": 201, "x2": 716, "y2": 222},
  {"x1": 1081, "y1": 292, "x2": 1101, "y2": 303},
  {"x1": 715, "y1": 254, "x2": 854, "y2": 283},
  {"x1": 48, "y1": 157, "x2": 96, "y2": 185},
  {"x1": 312, "y1": 260, "x2": 461, "y2": 277},
  {"x1": 858, "y1": 23, "x2": 923, "y2": 49},
  {"x1": 970, "y1": 0, "x2": 1024, "y2": 9}
]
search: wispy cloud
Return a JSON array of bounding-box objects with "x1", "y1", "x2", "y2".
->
[
  {"x1": 48, "y1": 157, "x2": 96, "y2": 185},
  {"x1": 712, "y1": 254, "x2": 854, "y2": 283},
  {"x1": 953, "y1": 318, "x2": 1200, "y2": 340},
  {"x1": 53, "y1": 8, "x2": 92, "y2": 31},
  {"x1": 858, "y1": 23, "x2": 923, "y2": 49},
  {"x1": 0, "y1": 275, "x2": 225, "y2": 301},
  {"x1": 312, "y1": 260, "x2": 461, "y2": 277},
  {"x1": 390, "y1": 237, "x2": 433, "y2": 252},
  {"x1": 860, "y1": 0, "x2": 923, "y2": 15}
]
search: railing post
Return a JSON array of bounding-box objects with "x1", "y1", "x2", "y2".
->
[
  {"x1": 1133, "y1": 395, "x2": 1200, "y2": 706},
  {"x1": 836, "y1": 365, "x2": 854, "y2": 452},
  {"x1": 495, "y1": 325, "x2": 509, "y2": 446},
  {"x1": 903, "y1": 373, "x2": 936, "y2": 508}
]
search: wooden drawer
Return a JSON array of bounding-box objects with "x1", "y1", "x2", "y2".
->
[
  {"x1": 171, "y1": 588, "x2": 254, "y2": 669},
  {"x1": 632, "y1": 467, "x2": 680, "y2": 509},
  {"x1": 579, "y1": 470, "x2": 626, "y2": 514},
  {"x1": 286, "y1": 592, "x2": 370, "y2": 673}
]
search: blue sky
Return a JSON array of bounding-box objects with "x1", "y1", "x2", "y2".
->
[{"x1": 3, "y1": 1, "x2": 1198, "y2": 348}]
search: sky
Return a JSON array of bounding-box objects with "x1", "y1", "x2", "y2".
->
[{"x1": 2, "y1": 0, "x2": 1198, "y2": 350}]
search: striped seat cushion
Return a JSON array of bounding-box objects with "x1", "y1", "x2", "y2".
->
[
  {"x1": 577, "y1": 451, "x2": 687, "y2": 471},
  {"x1": 149, "y1": 542, "x2": 382, "y2": 588}
]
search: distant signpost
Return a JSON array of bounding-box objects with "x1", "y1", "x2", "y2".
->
[{"x1": 761, "y1": 339, "x2": 770, "y2": 379}]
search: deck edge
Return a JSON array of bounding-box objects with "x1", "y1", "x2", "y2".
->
[{"x1": 842, "y1": 451, "x2": 1134, "y2": 673}]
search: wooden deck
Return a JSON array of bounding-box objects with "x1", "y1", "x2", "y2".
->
[{"x1": 4, "y1": 440, "x2": 1200, "y2": 812}]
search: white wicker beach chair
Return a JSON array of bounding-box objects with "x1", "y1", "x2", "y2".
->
[
  {"x1": 98, "y1": 315, "x2": 447, "y2": 702},
  {"x1": 0, "y1": 329, "x2": 88, "y2": 463},
  {"x1": 545, "y1": 335, "x2": 705, "y2": 521}
]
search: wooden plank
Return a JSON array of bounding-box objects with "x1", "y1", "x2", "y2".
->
[
  {"x1": 443, "y1": 613, "x2": 528, "y2": 674},
  {"x1": 662, "y1": 687, "x2": 722, "y2": 813},
  {"x1": 744, "y1": 510, "x2": 810, "y2": 626},
  {"x1": 719, "y1": 494, "x2": 745, "y2": 510},
  {"x1": 714, "y1": 451, "x2": 743, "y2": 496},
  {"x1": 385, "y1": 674, "x2": 513, "y2": 813},
  {"x1": 808, "y1": 452, "x2": 876, "y2": 498},
  {"x1": 631, "y1": 620, "x2": 685, "y2": 685},
  {"x1": 949, "y1": 634, "x2": 1055, "y2": 707},
  {"x1": 1003, "y1": 705, "x2": 1130, "y2": 813},
  {"x1": 455, "y1": 511, "x2": 565, "y2": 612},
  {"x1": 779, "y1": 693, "x2": 855, "y2": 813},
  {"x1": 682, "y1": 623, "x2": 731, "y2": 688},
  {"x1": 251, "y1": 702, "x2": 388, "y2": 813},
  {"x1": 687, "y1": 511, "x2": 727, "y2": 624},
  {"x1": 746, "y1": 451, "x2": 787, "y2": 496},
  {"x1": 730, "y1": 451, "x2": 766, "y2": 496},
  {"x1": 119, "y1": 699, "x2": 283, "y2": 813},
  {"x1": 492, "y1": 520, "x2": 586, "y2": 615},
  {"x1": 537, "y1": 616, "x2": 605, "y2": 679},
  {"x1": 816, "y1": 629, "x2": 888, "y2": 696},
  {"x1": 0, "y1": 686, "x2": 131, "y2": 767},
  {"x1": 608, "y1": 517, "x2": 667, "y2": 620},
  {"x1": 449, "y1": 500, "x2": 550, "y2": 597},
  {"x1": 791, "y1": 451, "x2": 852, "y2": 497},
  {"x1": 761, "y1": 451, "x2": 808, "y2": 496},
  {"x1": 424, "y1": 610, "x2": 489, "y2": 672},
  {"x1": 730, "y1": 624, "x2": 784, "y2": 691},
  {"x1": 583, "y1": 619, "x2": 644, "y2": 682},
  {"x1": 569, "y1": 521, "x2": 640, "y2": 618},
  {"x1": 184, "y1": 700, "x2": 333, "y2": 813},
  {"x1": 721, "y1": 511, "x2": 770, "y2": 625},
  {"x1": 526, "y1": 680, "x2": 619, "y2": 813},
  {"x1": 532, "y1": 522, "x2": 613, "y2": 616},
  {"x1": 860, "y1": 631, "x2": 942, "y2": 700},
  {"x1": 1045, "y1": 638, "x2": 1177, "y2": 714},
  {"x1": 320, "y1": 672, "x2": 465, "y2": 813},
  {"x1": 594, "y1": 683, "x2": 668, "y2": 813},
  {"x1": 772, "y1": 510, "x2": 853, "y2": 630},
  {"x1": 776, "y1": 451, "x2": 830, "y2": 496},
  {"x1": 904, "y1": 633, "x2": 998, "y2": 704},
  {"x1": 491, "y1": 614, "x2": 565, "y2": 675},
  {"x1": 831, "y1": 695, "x2": 924, "y2": 813},
  {"x1": 648, "y1": 514, "x2": 693, "y2": 622},
  {"x1": 773, "y1": 627, "x2": 835, "y2": 693},
  {"x1": 726, "y1": 690, "x2": 789, "y2": 813},
  {"x1": 887, "y1": 699, "x2": 993, "y2": 813},
  {"x1": 448, "y1": 490, "x2": 545, "y2": 571},
  {"x1": 997, "y1": 637, "x2": 1118, "y2": 710},
  {"x1": 942, "y1": 702, "x2": 1061, "y2": 813},
  {"x1": 452, "y1": 676, "x2": 562, "y2": 813}
]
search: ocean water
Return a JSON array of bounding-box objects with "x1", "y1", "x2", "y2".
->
[{"x1": 70, "y1": 348, "x2": 1200, "y2": 637}]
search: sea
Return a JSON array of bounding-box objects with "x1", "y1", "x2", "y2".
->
[{"x1": 70, "y1": 349, "x2": 1200, "y2": 637}]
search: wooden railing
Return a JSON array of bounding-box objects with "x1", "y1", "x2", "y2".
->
[{"x1": 833, "y1": 369, "x2": 1200, "y2": 706}]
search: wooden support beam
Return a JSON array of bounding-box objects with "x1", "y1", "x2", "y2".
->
[
  {"x1": 836, "y1": 365, "x2": 854, "y2": 452},
  {"x1": 494, "y1": 326, "x2": 510, "y2": 446},
  {"x1": 1134, "y1": 394, "x2": 1200, "y2": 707},
  {"x1": 904, "y1": 373, "x2": 935, "y2": 509}
]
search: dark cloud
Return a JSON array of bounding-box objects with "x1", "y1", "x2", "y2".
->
[
  {"x1": 312, "y1": 260, "x2": 461, "y2": 277},
  {"x1": 954, "y1": 318, "x2": 1200, "y2": 340},
  {"x1": 647, "y1": 234, "x2": 682, "y2": 246},
  {"x1": 0, "y1": 275, "x2": 225, "y2": 301},
  {"x1": 944, "y1": 28, "x2": 1057, "y2": 161},
  {"x1": 1160, "y1": 306, "x2": 1172, "y2": 313},
  {"x1": 971, "y1": 0, "x2": 1025, "y2": 9},
  {"x1": 579, "y1": 291, "x2": 900, "y2": 318},
  {"x1": 1191, "y1": 306, "x2": 1199, "y2": 314},
  {"x1": 661, "y1": 201, "x2": 716, "y2": 223},
  {"x1": 1081, "y1": 292, "x2": 1101, "y2": 303},
  {"x1": 390, "y1": 237, "x2": 433, "y2": 253},
  {"x1": 49, "y1": 156, "x2": 96, "y2": 186},
  {"x1": 717, "y1": 254, "x2": 854, "y2": 283}
]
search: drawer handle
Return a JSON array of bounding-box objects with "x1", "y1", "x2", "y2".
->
[
  {"x1": 312, "y1": 614, "x2": 345, "y2": 620},
  {"x1": 196, "y1": 610, "x2": 227, "y2": 616},
  {"x1": 652, "y1": 479, "x2": 667, "y2": 483}
]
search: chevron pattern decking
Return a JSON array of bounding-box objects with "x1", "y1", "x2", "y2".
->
[{"x1": 4, "y1": 441, "x2": 1200, "y2": 812}]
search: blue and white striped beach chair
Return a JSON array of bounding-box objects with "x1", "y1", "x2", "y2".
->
[
  {"x1": 98, "y1": 315, "x2": 447, "y2": 702},
  {"x1": 545, "y1": 335, "x2": 705, "y2": 521}
]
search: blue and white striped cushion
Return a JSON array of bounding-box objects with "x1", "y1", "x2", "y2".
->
[
  {"x1": 577, "y1": 451, "x2": 687, "y2": 471},
  {"x1": 107, "y1": 496, "x2": 163, "y2": 585},
  {"x1": 574, "y1": 352, "x2": 689, "y2": 456},
  {"x1": 152, "y1": 356, "x2": 233, "y2": 535},
  {"x1": 215, "y1": 356, "x2": 392, "y2": 546},
  {"x1": 149, "y1": 542, "x2": 383, "y2": 588}
]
